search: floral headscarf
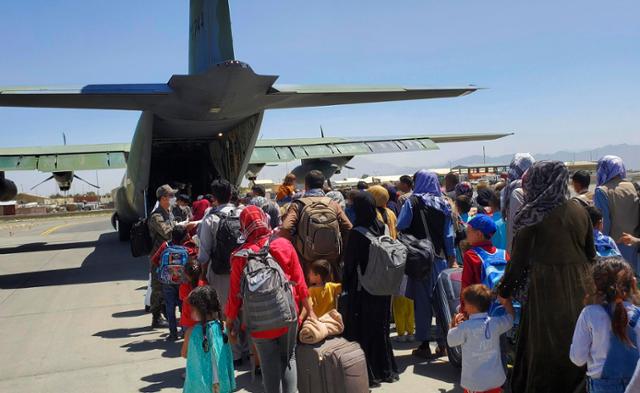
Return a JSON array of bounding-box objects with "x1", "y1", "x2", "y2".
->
[
  {"x1": 325, "y1": 191, "x2": 346, "y2": 210},
  {"x1": 512, "y1": 161, "x2": 569, "y2": 233},
  {"x1": 597, "y1": 155, "x2": 626, "y2": 186},
  {"x1": 454, "y1": 182, "x2": 473, "y2": 199},
  {"x1": 501, "y1": 153, "x2": 536, "y2": 218}
]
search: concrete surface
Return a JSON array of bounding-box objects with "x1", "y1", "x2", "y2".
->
[{"x1": 0, "y1": 216, "x2": 462, "y2": 392}]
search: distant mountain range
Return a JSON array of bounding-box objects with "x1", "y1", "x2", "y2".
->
[{"x1": 349, "y1": 144, "x2": 640, "y2": 176}]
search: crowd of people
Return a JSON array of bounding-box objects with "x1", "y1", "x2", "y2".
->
[{"x1": 144, "y1": 154, "x2": 640, "y2": 393}]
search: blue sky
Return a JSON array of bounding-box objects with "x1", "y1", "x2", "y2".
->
[{"x1": 1, "y1": 0, "x2": 639, "y2": 195}]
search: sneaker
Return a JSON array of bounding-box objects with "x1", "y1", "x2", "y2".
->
[{"x1": 406, "y1": 334, "x2": 415, "y2": 342}]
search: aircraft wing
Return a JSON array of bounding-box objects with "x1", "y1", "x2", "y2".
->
[
  {"x1": 0, "y1": 143, "x2": 130, "y2": 172},
  {"x1": 0, "y1": 84, "x2": 170, "y2": 110},
  {"x1": 263, "y1": 85, "x2": 479, "y2": 109},
  {"x1": 250, "y1": 132, "x2": 512, "y2": 164}
]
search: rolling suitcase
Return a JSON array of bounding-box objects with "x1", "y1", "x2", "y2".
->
[
  {"x1": 296, "y1": 337, "x2": 369, "y2": 393},
  {"x1": 433, "y1": 267, "x2": 463, "y2": 368}
]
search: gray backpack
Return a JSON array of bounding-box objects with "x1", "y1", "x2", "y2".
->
[
  {"x1": 237, "y1": 240, "x2": 297, "y2": 332},
  {"x1": 354, "y1": 226, "x2": 408, "y2": 296}
]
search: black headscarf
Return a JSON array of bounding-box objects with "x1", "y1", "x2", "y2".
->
[{"x1": 352, "y1": 191, "x2": 385, "y2": 236}]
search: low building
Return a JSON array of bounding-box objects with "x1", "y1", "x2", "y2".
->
[{"x1": 0, "y1": 201, "x2": 16, "y2": 216}]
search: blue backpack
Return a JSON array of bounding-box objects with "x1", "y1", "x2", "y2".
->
[
  {"x1": 474, "y1": 247, "x2": 517, "y2": 319},
  {"x1": 157, "y1": 242, "x2": 189, "y2": 285}
]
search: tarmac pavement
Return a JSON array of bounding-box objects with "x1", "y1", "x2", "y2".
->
[{"x1": 0, "y1": 215, "x2": 462, "y2": 392}]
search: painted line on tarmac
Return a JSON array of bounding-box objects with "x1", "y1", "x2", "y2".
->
[{"x1": 40, "y1": 222, "x2": 74, "y2": 236}]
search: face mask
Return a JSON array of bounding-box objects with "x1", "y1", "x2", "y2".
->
[{"x1": 169, "y1": 197, "x2": 177, "y2": 207}]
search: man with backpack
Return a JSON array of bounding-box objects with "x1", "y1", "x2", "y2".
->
[
  {"x1": 197, "y1": 179, "x2": 242, "y2": 310},
  {"x1": 280, "y1": 170, "x2": 352, "y2": 279},
  {"x1": 148, "y1": 184, "x2": 178, "y2": 328}
]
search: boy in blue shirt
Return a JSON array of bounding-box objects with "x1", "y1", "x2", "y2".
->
[{"x1": 587, "y1": 205, "x2": 621, "y2": 257}]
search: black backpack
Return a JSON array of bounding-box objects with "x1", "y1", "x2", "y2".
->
[
  {"x1": 130, "y1": 218, "x2": 152, "y2": 257},
  {"x1": 398, "y1": 198, "x2": 435, "y2": 280},
  {"x1": 211, "y1": 210, "x2": 242, "y2": 274}
]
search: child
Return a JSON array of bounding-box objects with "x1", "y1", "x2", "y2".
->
[
  {"x1": 587, "y1": 205, "x2": 622, "y2": 257},
  {"x1": 304, "y1": 259, "x2": 342, "y2": 318},
  {"x1": 180, "y1": 262, "x2": 206, "y2": 358},
  {"x1": 570, "y1": 257, "x2": 640, "y2": 393},
  {"x1": 447, "y1": 284, "x2": 515, "y2": 393},
  {"x1": 488, "y1": 191, "x2": 507, "y2": 251},
  {"x1": 460, "y1": 215, "x2": 510, "y2": 315},
  {"x1": 455, "y1": 195, "x2": 473, "y2": 223},
  {"x1": 151, "y1": 226, "x2": 198, "y2": 341},
  {"x1": 183, "y1": 286, "x2": 235, "y2": 393}
]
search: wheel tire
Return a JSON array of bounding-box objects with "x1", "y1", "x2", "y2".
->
[{"x1": 117, "y1": 218, "x2": 131, "y2": 241}]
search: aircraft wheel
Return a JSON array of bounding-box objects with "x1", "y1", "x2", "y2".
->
[{"x1": 117, "y1": 217, "x2": 131, "y2": 241}]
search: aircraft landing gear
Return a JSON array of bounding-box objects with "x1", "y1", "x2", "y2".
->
[{"x1": 112, "y1": 213, "x2": 131, "y2": 241}]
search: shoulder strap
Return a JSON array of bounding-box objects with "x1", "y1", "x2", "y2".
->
[
  {"x1": 411, "y1": 196, "x2": 432, "y2": 241},
  {"x1": 354, "y1": 226, "x2": 376, "y2": 241}
]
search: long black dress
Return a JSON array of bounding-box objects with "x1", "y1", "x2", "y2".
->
[{"x1": 342, "y1": 226, "x2": 398, "y2": 384}]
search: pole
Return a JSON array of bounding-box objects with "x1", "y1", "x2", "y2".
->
[{"x1": 483, "y1": 146, "x2": 486, "y2": 165}]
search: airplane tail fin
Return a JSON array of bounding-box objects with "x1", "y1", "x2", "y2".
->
[{"x1": 189, "y1": 0, "x2": 235, "y2": 75}]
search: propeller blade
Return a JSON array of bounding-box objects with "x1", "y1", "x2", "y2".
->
[
  {"x1": 73, "y1": 174, "x2": 100, "y2": 189},
  {"x1": 320, "y1": 125, "x2": 325, "y2": 138},
  {"x1": 344, "y1": 165, "x2": 355, "y2": 170},
  {"x1": 30, "y1": 175, "x2": 55, "y2": 190}
]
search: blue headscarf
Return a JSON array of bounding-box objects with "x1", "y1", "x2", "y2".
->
[
  {"x1": 413, "y1": 170, "x2": 451, "y2": 215},
  {"x1": 597, "y1": 155, "x2": 626, "y2": 186}
]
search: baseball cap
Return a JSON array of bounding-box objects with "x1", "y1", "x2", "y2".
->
[
  {"x1": 467, "y1": 214, "x2": 497, "y2": 238},
  {"x1": 156, "y1": 184, "x2": 177, "y2": 199}
]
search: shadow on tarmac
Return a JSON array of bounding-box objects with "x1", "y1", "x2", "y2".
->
[
  {"x1": 0, "y1": 232, "x2": 147, "y2": 289},
  {"x1": 112, "y1": 309, "x2": 148, "y2": 318},
  {"x1": 139, "y1": 367, "x2": 184, "y2": 392},
  {"x1": 93, "y1": 326, "x2": 156, "y2": 340},
  {"x1": 0, "y1": 240, "x2": 98, "y2": 254}
]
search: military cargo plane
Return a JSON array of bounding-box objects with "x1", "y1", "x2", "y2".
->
[{"x1": 0, "y1": 0, "x2": 510, "y2": 239}]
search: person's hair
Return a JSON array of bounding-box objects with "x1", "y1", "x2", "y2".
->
[
  {"x1": 184, "y1": 261, "x2": 201, "y2": 288},
  {"x1": 177, "y1": 194, "x2": 190, "y2": 204},
  {"x1": 445, "y1": 172, "x2": 460, "y2": 190},
  {"x1": 305, "y1": 170, "x2": 325, "y2": 189},
  {"x1": 230, "y1": 186, "x2": 240, "y2": 206},
  {"x1": 204, "y1": 194, "x2": 213, "y2": 202},
  {"x1": 309, "y1": 259, "x2": 333, "y2": 283},
  {"x1": 462, "y1": 284, "x2": 492, "y2": 313},
  {"x1": 455, "y1": 195, "x2": 472, "y2": 214},
  {"x1": 572, "y1": 170, "x2": 591, "y2": 190},
  {"x1": 188, "y1": 286, "x2": 228, "y2": 347},
  {"x1": 586, "y1": 205, "x2": 603, "y2": 228},
  {"x1": 210, "y1": 179, "x2": 232, "y2": 204},
  {"x1": 171, "y1": 226, "x2": 188, "y2": 244},
  {"x1": 357, "y1": 181, "x2": 369, "y2": 190},
  {"x1": 399, "y1": 175, "x2": 413, "y2": 188},
  {"x1": 347, "y1": 189, "x2": 359, "y2": 202},
  {"x1": 589, "y1": 257, "x2": 638, "y2": 346},
  {"x1": 251, "y1": 184, "x2": 266, "y2": 197},
  {"x1": 284, "y1": 173, "x2": 296, "y2": 184},
  {"x1": 489, "y1": 190, "x2": 501, "y2": 210},
  {"x1": 494, "y1": 181, "x2": 506, "y2": 193}
]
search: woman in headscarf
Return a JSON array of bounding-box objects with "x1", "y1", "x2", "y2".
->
[
  {"x1": 396, "y1": 170, "x2": 457, "y2": 359},
  {"x1": 368, "y1": 185, "x2": 415, "y2": 342},
  {"x1": 454, "y1": 181, "x2": 474, "y2": 200},
  {"x1": 383, "y1": 183, "x2": 400, "y2": 216},
  {"x1": 594, "y1": 155, "x2": 640, "y2": 272},
  {"x1": 497, "y1": 161, "x2": 596, "y2": 393},
  {"x1": 342, "y1": 192, "x2": 399, "y2": 387},
  {"x1": 225, "y1": 206, "x2": 315, "y2": 393},
  {"x1": 367, "y1": 185, "x2": 398, "y2": 239},
  {"x1": 501, "y1": 153, "x2": 536, "y2": 252}
]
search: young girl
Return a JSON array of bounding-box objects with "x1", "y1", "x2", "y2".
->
[
  {"x1": 570, "y1": 257, "x2": 640, "y2": 393},
  {"x1": 305, "y1": 259, "x2": 342, "y2": 318},
  {"x1": 183, "y1": 286, "x2": 235, "y2": 393},
  {"x1": 180, "y1": 262, "x2": 206, "y2": 358}
]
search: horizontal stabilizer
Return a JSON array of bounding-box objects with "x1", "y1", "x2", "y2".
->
[
  {"x1": 263, "y1": 85, "x2": 479, "y2": 109},
  {"x1": 0, "y1": 84, "x2": 170, "y2": 110},
  {"x1": 0, "y1": 143, "x2": 129, "y2": 172}
]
